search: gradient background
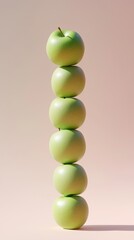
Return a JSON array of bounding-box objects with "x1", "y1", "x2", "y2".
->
[{"x1": 0, "y1": 0, "x2": 134, "y2": 239}]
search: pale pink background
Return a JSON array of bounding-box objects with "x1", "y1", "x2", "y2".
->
[{"x1": 0, "y1": 0, "x2": 134, "y2": 239}]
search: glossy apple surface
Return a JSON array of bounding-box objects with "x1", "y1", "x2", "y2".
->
[
  {"x1": 52, "y1": 195, "x2": 89, "y2": 229},
  {"x1": 49, "y1": 129, "x2": 86, "y2": 164},
  {"x1": 46, "y1": 28, "x2": 84, "y2": 66},
  {"x1": 53, "y1": 163, "x2": 88, "y2": 196},
  {"x1": 49, "y1": 97, "x2": 86, "y2": 130},
  {"x1": 51, "y1": 66, "x2": 85, "y2": 97}
]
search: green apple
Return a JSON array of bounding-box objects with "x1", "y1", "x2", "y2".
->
[
  {"x1": 51, "y1": 66, "x2": 85, "y2": 97},
  {"x1": 46, "y1": 27, "x2": 84, "y2": 66},
  {"x1": 52, "y1": 195, "x2": 89, "y2": 229},
  {"x1": 49, "y1": 129, "x2": 86, "y2": 164},
  {"x1": 49, "y1": 97, "x2": 86, "y2": 130},
  {"x1": 53, "y1": 163, "x2": 88, "y2": 196}
]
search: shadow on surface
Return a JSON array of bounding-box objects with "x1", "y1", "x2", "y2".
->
[{"x1": 79, "y1": 225, "x2": 134, "y2": 231}]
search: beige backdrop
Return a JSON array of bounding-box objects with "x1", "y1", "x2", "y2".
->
[{"x1": 0, "y1": 0, "x2": 134, "y2": 239}]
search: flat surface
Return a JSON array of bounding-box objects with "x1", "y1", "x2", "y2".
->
[
  {"x1": 0, "y1": 0, "x2": 134, "y2": 239},
  {"x1": 2, "y1": 223, "x2": 134, "y2": 240}
]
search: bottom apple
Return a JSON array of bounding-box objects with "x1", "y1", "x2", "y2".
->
[{"x1": 52, "y1": 195, "x2": 89, "y2": 229}]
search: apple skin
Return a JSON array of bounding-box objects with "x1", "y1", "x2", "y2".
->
[
  {"x1": 51, "y1": 66, "x2": 85, "y2": 97},
  {"x1": 52, "y1": 195, "x2": 89, "y2": 229},
  {"x1": 49, "y1": 129, "x2": 86, "y2": 164},
  {"x1": 53, "y1": 163, "x2": 88, "y2": 196},
  {"x1": 46, "y1": 28, "x2": 84, "y2": 66},
  {"x1": 49, "y1": 97, "x2": 86, "y2": 130}
]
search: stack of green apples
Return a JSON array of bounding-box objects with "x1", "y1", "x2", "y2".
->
[{"x1": 46, "y1": 28, "x2": 89, "y2": 229}]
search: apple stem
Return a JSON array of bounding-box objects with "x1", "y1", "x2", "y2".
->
[{"x1": 58, "y1": 27, "x2": 64, "y2": 37}]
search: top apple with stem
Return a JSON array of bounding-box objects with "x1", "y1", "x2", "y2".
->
[{"x1": 46, "y1": 27, "x2": 84, "y2": 66}]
